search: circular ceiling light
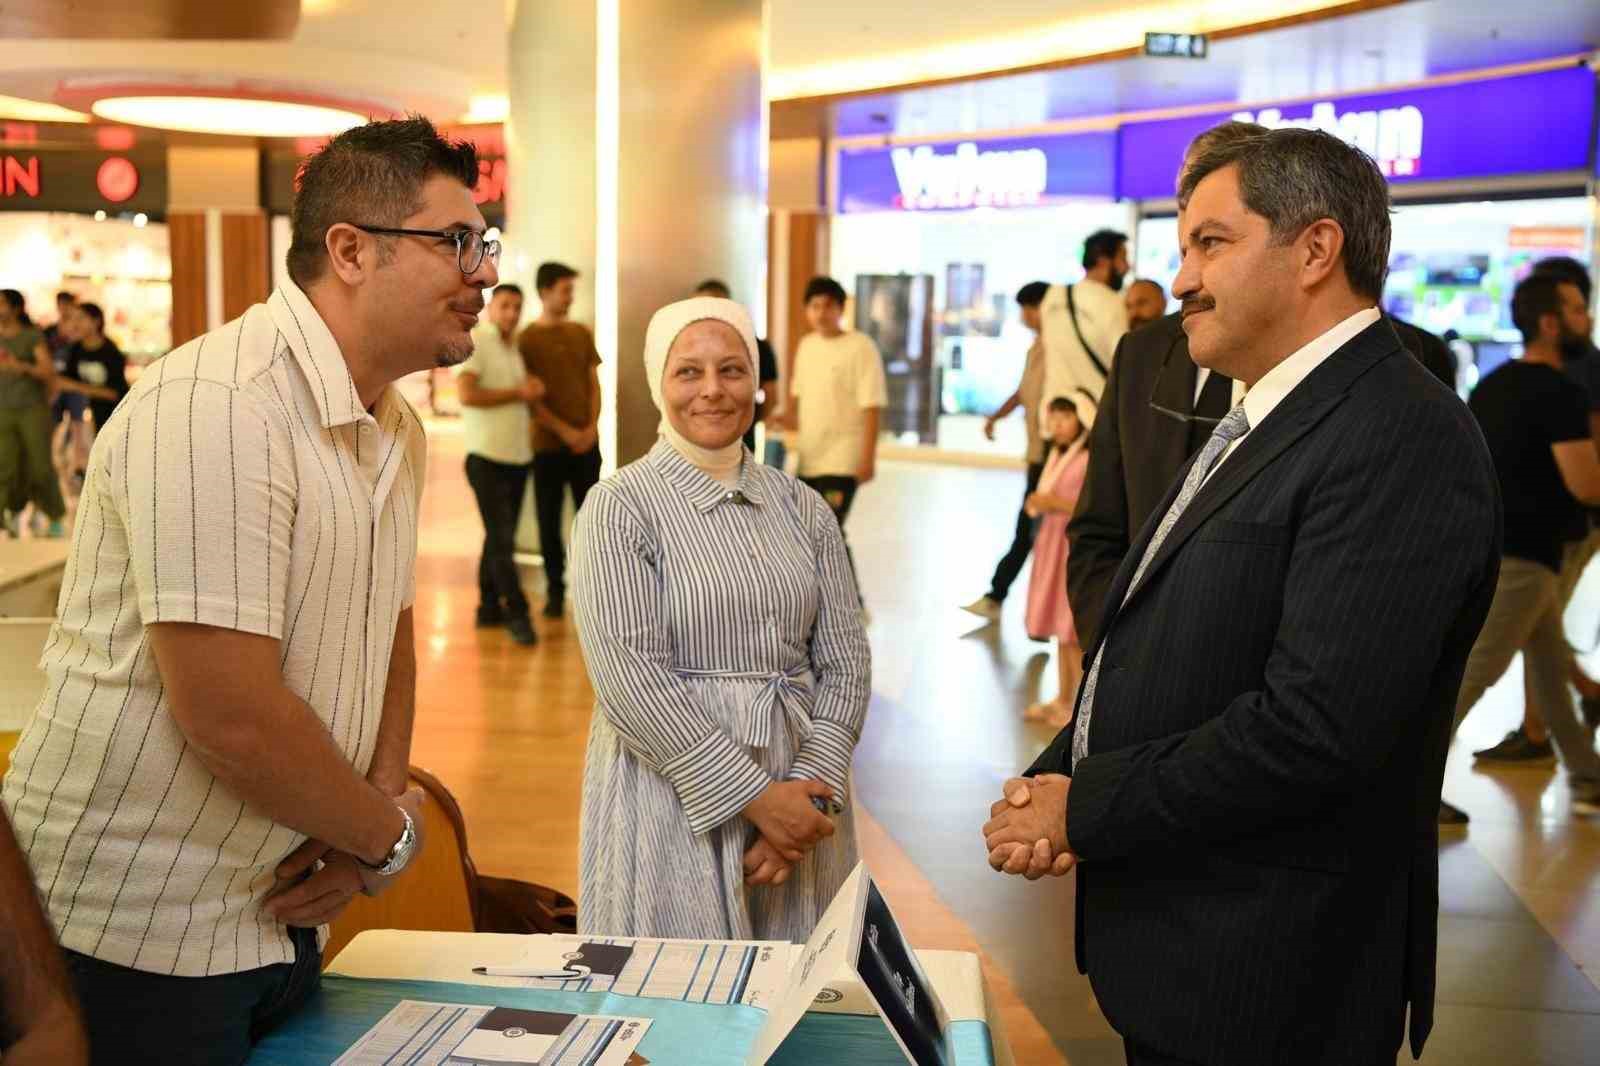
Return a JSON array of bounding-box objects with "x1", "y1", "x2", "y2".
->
[{"x1": 91, "y1": 96, "x2": 367, "y2": 137}]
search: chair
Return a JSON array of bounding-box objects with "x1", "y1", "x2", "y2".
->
[{"x1": 323, "y1": 765, "x2": 575, "y2": 964}]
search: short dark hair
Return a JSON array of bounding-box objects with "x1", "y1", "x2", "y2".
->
[
  {"x1": 1082, "y1": 229, "x2": 1127, "y2": 272},
  {"x1": 77, "y1": 302, "x2": 105, "y2": 332},
  {"x1": 1047, "y1": 395, "x2": 1079, "y2": 414},
  {"x1": 804, "y1": 276, "x2": 847, "y2": 306},
  {"x1": 1129, "y1": 278, "x2": 1165, "y2": 300},
  {"x1": 1, "y1": 289, "x2": 31, "y2": 326},
  {"x1": 1532, "y1": 256, "x2": 1592, "y2": 303},
  {"x1": 536, "y1": 262, "x2": 578, "y2": 293},
  {"x1": 56, "y1": 290, "x2": 76, "y2": 305},
  {"x1": 1178, "y1": 120, "x2": 1267, "y2": 192},
  {"x1": 695, "y1": 279, "x2": 732, "y2": 299},
  {"x1": 287, "y1": 116, "x2": 479, "y2": 289},
  {"x1": 1015, "y1": 281, "x2": 1049, "y2": 307},
  {"x1": 491, "y1": 283, "x2": 524, "y2": 301},
  {"x1": 1511, "y1": 274, "x2": 1573, "y2": 344},
  {"x1": 1178, "y1": 127, "x2": 1392, "y2": 302}
]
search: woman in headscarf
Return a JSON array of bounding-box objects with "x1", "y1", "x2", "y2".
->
[{"x1": 571, "y1": 297, "x2": 869, "y2": 940}]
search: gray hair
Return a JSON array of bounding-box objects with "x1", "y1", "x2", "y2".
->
[{"x1": 1178, "y1": 127, "x2": 1392, "y2": 302}]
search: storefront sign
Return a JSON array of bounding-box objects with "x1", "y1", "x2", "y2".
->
[
  {"x1": 837, "y1": 131, "x2": 1116, "y2": 213},
  {"x1": 0, "y1": 147, "x2": 164, "y2": 213},
  {"x1": 1117, "y1": 66, "x2": 1596, "y2": 200}
]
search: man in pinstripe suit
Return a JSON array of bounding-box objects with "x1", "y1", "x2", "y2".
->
[{"x1": 983, "y1": 129, "x2": 1500, "y2": 1065}]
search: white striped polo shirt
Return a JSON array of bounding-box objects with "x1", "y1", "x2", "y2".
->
[{"x1": 0, "y1": 278, "x2": 426, "y2": 977}]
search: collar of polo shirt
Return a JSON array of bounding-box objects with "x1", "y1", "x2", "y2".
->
[{"x1": 269, "y1": 278, "x2": 377, "y2": 430}]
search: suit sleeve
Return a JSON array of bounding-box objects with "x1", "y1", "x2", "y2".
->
[
  {"x1": 1065, "y1": 333, "x2": 1133, "y2": 651},
  {"x1": 1065, "y1": 394, "x2": 1499, "y2": 861}
]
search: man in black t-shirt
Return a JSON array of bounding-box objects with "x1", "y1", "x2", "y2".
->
[
  {"x1": 1446, "y1": 274, "x2": 1600, "y2": 823},
  {"x1": 57, "y1": 302, "x2": 128, "y2": 431}
]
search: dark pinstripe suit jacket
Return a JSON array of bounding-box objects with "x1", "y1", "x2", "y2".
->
[{"x1": 1027, "y1": 319, "x2": 1501, "y2": 1066}]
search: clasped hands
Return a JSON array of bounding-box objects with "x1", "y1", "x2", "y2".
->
[
  {"x1": 983, "y1": 774, "x2": 1077, "y2": 880},
  {"x1": 741, "y1": 778, "x2": 836, "y2": 888},
  {"x1": 263, "y1": 786, "x2": 426, "y2": 928}
]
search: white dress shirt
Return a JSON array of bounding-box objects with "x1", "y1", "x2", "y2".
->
[{"x1": 1204, "y1": 306, "x2": 1381, "y2": 485}]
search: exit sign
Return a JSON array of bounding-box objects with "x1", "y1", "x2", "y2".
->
[{"x1": 1145, "y1": 32, "x2": 1208, "y2": 59}]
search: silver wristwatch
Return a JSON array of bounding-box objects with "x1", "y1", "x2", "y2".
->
[{"x1": 363, "y1": 806, "x2": 417, "y2": 877}]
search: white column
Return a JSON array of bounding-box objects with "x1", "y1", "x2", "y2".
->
[{"x1": 507, "y1": 0, "x2": 767, "y2": 469}]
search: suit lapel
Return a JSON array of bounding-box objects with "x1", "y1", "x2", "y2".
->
[{"x1": 1102, "y1": 318, "x2": 1405, "y2": 624}]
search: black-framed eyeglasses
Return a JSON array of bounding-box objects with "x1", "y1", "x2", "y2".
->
[
  {"x1": 1148, "y1": 350, "x2": 1223, "y2": 426},
  {"x1": 349, "y1": 224, "x2": 500, "y2": 274}
]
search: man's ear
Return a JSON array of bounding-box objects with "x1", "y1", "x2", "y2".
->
[{"x1": 323, "y1": 223, "x2": 370, "y2": 287}]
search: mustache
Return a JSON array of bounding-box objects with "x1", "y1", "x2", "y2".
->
[{"x1": 1181, "y1": 296, "x2": 1215, "y2": 317}]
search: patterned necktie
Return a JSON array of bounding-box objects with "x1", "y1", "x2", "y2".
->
[{"x1": 1071, "y1": 404, "x2": 1252, "y2": 769}]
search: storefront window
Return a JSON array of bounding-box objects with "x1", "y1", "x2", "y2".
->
[{"x1": 830, "y1": 201, "x2": 1135, "y2": 457}]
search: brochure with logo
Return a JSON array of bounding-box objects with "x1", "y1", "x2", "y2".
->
[{"x1": 334, "y1": 1001, "x2": 651, "y2": 1066}]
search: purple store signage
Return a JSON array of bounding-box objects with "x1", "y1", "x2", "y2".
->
[
  {"x1": 836, "y1": 130, "x2": 1116, "y2": 213},
  {"x1": 1117, "y1": 66, "x2": 1596, "y2": 200}
]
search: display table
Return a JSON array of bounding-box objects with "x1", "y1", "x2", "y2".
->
[
  {"x1": 0, "y1": 539, "x2": 68, "y2": 616},
  {"x1": 248, "y1": 930, "x2": 1013, "y2": 1065}
]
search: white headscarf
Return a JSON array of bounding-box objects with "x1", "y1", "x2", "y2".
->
[{"x1": 644, "y1": 297, "x2": 760, "y2": 484}]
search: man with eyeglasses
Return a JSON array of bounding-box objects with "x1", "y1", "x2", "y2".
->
[{"x1": 0, "y1": 116, "x2": 500, "y2": 1063}]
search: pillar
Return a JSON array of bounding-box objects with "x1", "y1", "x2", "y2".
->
[
  {"x1": 506, "y1": 0, "x2": 766, "y2": 469},
  {"x1": 166, "y1": 146, "x2": 268, "y2": 347}
]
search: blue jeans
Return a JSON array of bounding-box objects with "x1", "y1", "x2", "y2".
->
[{"x1": 64, "y1": 925, "x2": 321, "y2": 1065}]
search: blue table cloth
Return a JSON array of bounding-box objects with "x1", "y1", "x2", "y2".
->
[{"x1": 248, "y1": 976, "x2": 996, "y2": 1065}]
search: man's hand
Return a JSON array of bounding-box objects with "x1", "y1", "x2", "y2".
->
[
  {"x1": 265, "y1": 847, "x2": 365, "y2": 927},
  {"x1": 983, "y1": 774, "x2": 1076, "y2": 880},
  {"x1": 856, "y1": 457, "x2": 876, "y2": 487},
  {"x1": 522, "y1": 376, "x2": 547, "y2": 403},
  {"x1": 266, "y1": 787, "x2": 426, "y2": 924},
  {"x1": 2, "y1": 1001, "x2": 89, "y2": 1066},
  {"x1": 743, "y1": 836, "x2": 794, "y2": 887},
  {"x1": 743, "y1": 780, "x2": 835, "y2": 861},
  {"x1": 1023, "y1": 492, "x2": 1043, "y2": 519},
  {"x1": 983, "y1": 416, "x2": 998, "y2": 442},
  {"x1": 569, "y1": 424, "x2": 599, "y2": 455}
]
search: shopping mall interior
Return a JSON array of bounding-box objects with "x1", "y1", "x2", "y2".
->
[{"x1": 0, "y1": 1, "x2": 1599, "y2": 1064}]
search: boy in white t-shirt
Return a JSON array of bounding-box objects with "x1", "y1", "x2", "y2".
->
[
  {"x1": 788, "y1": 275, "x2": 888, "y2": 605},
  {"x1": 455, "y1": 283, "x2": 545, "y2": 645}
]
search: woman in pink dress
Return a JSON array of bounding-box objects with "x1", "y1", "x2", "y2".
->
[{"x1": 1024, "y1": 391, "x2": 1095, "y2": 728}]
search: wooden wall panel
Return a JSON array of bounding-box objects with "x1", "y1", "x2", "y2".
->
[
  {"x1": 166, "y1": 211, "x2": 208, "y2": 351},
  {"x1": 221, "y1": 211, "x2": 270, "y2": 324},
  {"x1": 782, "y1": 210, "x2": 822, "y2": 384}
]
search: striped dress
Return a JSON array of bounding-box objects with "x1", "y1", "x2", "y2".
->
[{"x1": 571, "y1": 440, "x2": 870, "y2": 941}]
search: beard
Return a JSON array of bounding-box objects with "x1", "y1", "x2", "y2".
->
[
  {"x1": 436, "y1": 332, "x2": 475, "y2": 368},
  {"x1": 1107, "y1": 270, "x2": 1126, "y2": 293},
  {"x1": 1561, "y1": 334, "x2": 1595, "y2": 362}
]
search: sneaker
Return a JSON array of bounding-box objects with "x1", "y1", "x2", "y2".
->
[
  {"x1": 45, "y1": 519, "x2": 65, "y2": 538},
  {"x1": 961, "y1": 596, "x2": 1002, "y2": 622},
  {"x1": 475, "y1": 604, "x2": 505, "y2": 628},
  {"x1": 1472, "y1": 727, "x2": 1555, "y2": 765},
  {"x1": 507, "y1": 616, "x2": 538, "y2": 647},
  {"x1": 1573, "y1": 783, "x2": 1600, "y2": 817},
  {"x1": 1438, "y1": 800, "x2": 1470, "y2": 826},
  {"x1": 542, "y1": 596, "x2": 565, "y2": 620}
]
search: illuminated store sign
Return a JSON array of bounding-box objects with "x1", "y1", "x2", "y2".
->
[
  {"x1": 838, "y1": 131, "x2": 1116, "y2": 213},
  {"x1": 1230, "y1": 101, "x2": 1424, "y2": 177},
  {"x1": 1118, "y1": 66, "x2": 1594, "y2": 199}
]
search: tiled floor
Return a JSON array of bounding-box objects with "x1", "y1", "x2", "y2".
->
[{"x1": 4, "y1": 423, "x2": 1597, "y2": 1065}]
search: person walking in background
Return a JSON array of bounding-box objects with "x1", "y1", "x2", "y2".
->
[
  {"x1": 572, "y1": 297, "x2": 868, "y2": 940},
  {"x1": 963, "y1": 281, "x2": 1049, "y2": 623},
  {"x1": 1443, "y1": 272, "x2": 1600, "y2": 824},
  {"x1": 693, "y1": 279, "x2": 779, "y2": 453},
  {"x1": 520, "y1": 261, "x2": 602, "y2": 620},
  {"x1": 42, "y1": 291, "x2": 76, "y2": 356},
  {"x1": 1123, "y1": 278, "x2": 1166, "y2": 332},
  {"x1": 1038, "y1": 228, "x2": 1129, "y2": 413},
  {"x1": 788, "y1": 276, "x2": 887, "y2": 613},
  {"x1": 1022, "y1": 392, "x2": 1095, "y2": 728},
  {"x1": 457, "y1": 283, "x2": 544, "y2": 646},
  {"x1": 52, "y1": 302, "x2": 128, "y2": 508},
  {"x1": 0, "y1": 289, "x2": 65, "y2": 538},
  {"x1": 1473, "y1": 254, "x2": 1600, "y2": 763}
]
